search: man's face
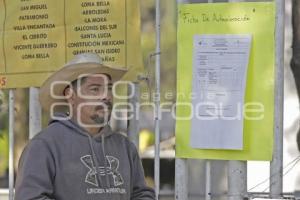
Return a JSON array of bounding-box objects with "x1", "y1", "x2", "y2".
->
[{"x1": 67, "y1": 74, "x2": 113, "y2": 128}]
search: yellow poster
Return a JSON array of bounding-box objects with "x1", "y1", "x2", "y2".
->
[
  {"x1": 176, "y1": 2, "x2": 275, "y2": 161},
  {"x1": 0, "y1": 0, "x2": 5, "y2": 76},
  {"x1": 0, "y1": 0, "x2": 143, "y2": 89}
]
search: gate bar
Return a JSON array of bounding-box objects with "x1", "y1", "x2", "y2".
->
[
  {"x1": 8, "y1": 89, "x2": 15, "y2": 200},
  {"x1": 154, "y1": 0, "x2": 161, "y2": 198},
  {"x1": 128, "y1": 83, "x2": 140, "y2": 148},
  {"x1": 270, "y1": 0, "x2": 285, "y2": 198},
  {"x1": 29, "y1": 88, "x2": 42, "y2": 139}
]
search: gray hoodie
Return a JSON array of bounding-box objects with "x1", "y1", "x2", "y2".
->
[{"x1": 15, "y1": 113, "x2": 155, "y2": 200}]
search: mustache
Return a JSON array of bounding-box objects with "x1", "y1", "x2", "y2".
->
[{"x1": 95, "y1": 102, "x2": 112, "y2": 111}]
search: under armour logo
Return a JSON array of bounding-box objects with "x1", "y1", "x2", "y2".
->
[{"x1": 80, "y1": 155, "x2": 124, "y2": 187}]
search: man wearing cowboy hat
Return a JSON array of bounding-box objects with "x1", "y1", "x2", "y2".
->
[{"x1": 15, "y1": 53, "x2": 155, "y2": 200}]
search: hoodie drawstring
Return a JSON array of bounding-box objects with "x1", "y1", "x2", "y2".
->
[
  {"x1": 87, "y1": 132, "x2": 111, "y2": 189},
  {"x1": 87, "y1": 135, "x2": 103, "y2": 188},
  {"x1": 101, "y1": 134, "x2": 110, "y2": 188}
]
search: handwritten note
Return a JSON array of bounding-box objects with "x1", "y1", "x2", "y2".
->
[{"x1": 180, "y1": 12, "x2": 251, "y2": 24}]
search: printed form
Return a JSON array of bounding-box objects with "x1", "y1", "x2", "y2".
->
[{"x1": 190, "y1": 34, "x2": 252, "y2": 150}]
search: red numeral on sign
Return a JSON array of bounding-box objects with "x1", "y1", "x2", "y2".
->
[{"x1": 0, "y1": 76, "x2": 7, "y2": 87}]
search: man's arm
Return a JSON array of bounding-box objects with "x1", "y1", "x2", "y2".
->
[
  {"x1": 15, "y1": 138, "x2": 56, "y2": 200},
  {"x1": 130, "y1": 144, "x2": 155, "y2": 200}
]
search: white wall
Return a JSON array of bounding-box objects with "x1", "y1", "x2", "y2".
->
[{"x1": 0, "y1": 189, "x2": 8, "y2": 200}]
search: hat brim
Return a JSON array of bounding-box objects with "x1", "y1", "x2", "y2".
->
[{"x1": 39, "y1": 62, "x2": 127, "y2": 111}]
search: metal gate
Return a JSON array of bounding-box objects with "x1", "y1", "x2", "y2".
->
[{"x1": 2, "y1": 0, "x2": 287, "y2": 200}]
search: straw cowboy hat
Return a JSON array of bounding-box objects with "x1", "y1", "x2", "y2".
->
[{"x1": 39, "y1": 53, "x2": 127, "y2": 111}]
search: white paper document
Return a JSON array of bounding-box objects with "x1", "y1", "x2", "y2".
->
[{"x1": 190, "y1": 34, "x2": 252, "y2": 150}]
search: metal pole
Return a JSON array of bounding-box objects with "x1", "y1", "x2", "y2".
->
[
  {"x1": 29, "y1": 87, "x2": 42, "y2": 139},
  {"x1": 154, "y1": 0, "x2": 161, "y2": 198},
  {"x1": 206, "y1": 1, "x2": 213, "y2": 198},
  {"x1": 8, "y1": 89, "x2": 14, "y2": 200},
  {"x1": 175, "y1": 158, "x2": 188, "y2": 200},
  {"x1": 128, "y1": 82, "x2": 140, "y2": 148},
  {"x1": 154, "y1": 0, "x2": 160, "y2": 197},
  {"x1": 205, "y1": 160, "x2": 212, "y2": 200},
  {"x1": 228, "y1": 161, "x2": 247, "y2": 200},
  {"x1": 175, "y1": 0, "x2": 189, "y2": 196},
  {"x1": 270, "y1": 0, "x2": 285, "y2": 198},
  {"x1": 206, "y1": 2, "x2": 213, "y2": 198},
  {"x1": 224, "y1": 0, "x2": 247, "y2": 198}
]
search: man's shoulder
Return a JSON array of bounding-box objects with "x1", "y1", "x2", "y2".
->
[
  {"x1": 110, "y1": 132, "x2": 132, "y2": 144},
  {"x1": 30, "y1": 122, "x2": 67, "y2": 143},
  {"x1": 110, "y1": 132, "x2": 139, "y2": 154},
  {"x1": 111, "y1": 131, "x2": 127, "y2": 139}
]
